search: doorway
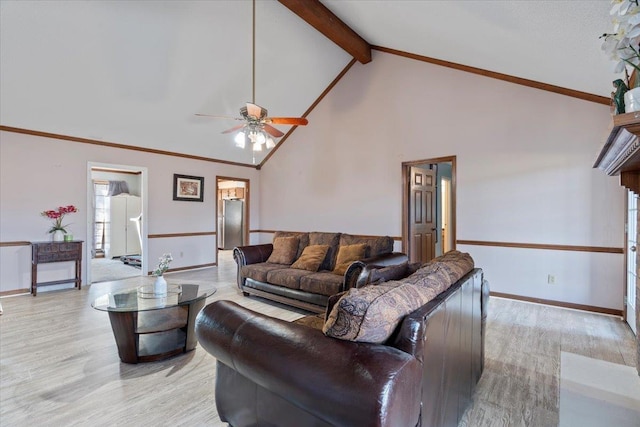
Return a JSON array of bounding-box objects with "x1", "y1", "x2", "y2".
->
[
  {"x1": 402, "y1": 156, "x2": 456, "y2": 263},
  {"x1": 86, "y1": 163, "x2": 148, "y2": 284},
  {"x1": 216, "y1": 177, "x2": 250, "y2": 266}
]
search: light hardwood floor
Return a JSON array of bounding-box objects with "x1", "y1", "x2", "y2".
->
[{"x1": 1, "y1": 253, "x2": 637, "y2": 426}]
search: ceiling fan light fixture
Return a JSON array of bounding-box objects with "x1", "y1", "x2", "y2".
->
[
  {"x1": 266, "y1": 136, "x2": 275, "y2": 149},
  {"x1": 234, "y1": 131, "x2": 246, "y2": 149}
]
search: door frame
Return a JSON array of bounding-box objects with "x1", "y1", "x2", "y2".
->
[
  {"x1": 86, "y1": 162, "x2": 148, "y2": 284},
  {"x1": 441, "y1": 176, "x2": 453, "y2": 253},
  {"x1": 624, "y1": 189, "x2": 637, "y2": 334},
  {"x1": 402, "y1": 156, "x2": 457, "y2": 258},
  {"x1": 216, "y1": 176, "x2": 250, "y2": 263}
]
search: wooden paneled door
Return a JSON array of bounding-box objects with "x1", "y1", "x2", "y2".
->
[{"x1": 409, "y1": 166, "x2": 436, "y2": 263}]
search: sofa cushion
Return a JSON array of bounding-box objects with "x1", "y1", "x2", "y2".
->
[
  {"x1": 323, "y1": 252, "x2": 474, "y2": 343},
  {"x1": 266, "y1": 268, "x2": 314, "y2": 290},
  {"x1": 339, "y1": 234, "x2": 393, "y2": 258},
  {"x1": 309, "y1": 232, "x2": 341, "y2": 271},
  {"x1": 332, "y1": 244, "x2": 367, "y2": 275},
  {"x1": 299, "y1": 272, "x2": 344, "y2": 297},
  {"x1": 291, "y1": 244, "x2": 330, "y2": 272},
  {"x1": 267, "y1": 236, "x2": 300, "y2": 265},
  {"x1": 242, "y1": 263, "x2": 288, "y2": 283},
  {"x1": 274, "y1": 231, "x2": 309, "y2": 259}
]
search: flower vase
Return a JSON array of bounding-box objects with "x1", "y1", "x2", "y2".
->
[
  {"x1": 52, "y1": 230, "x2": 65, "y2": 242},
  {"x1": 154, "y1": 275, "x2": 167, "y2": 296},
  {"x1": 625, "y1": 87, "x2": 640, "y2": 113}
]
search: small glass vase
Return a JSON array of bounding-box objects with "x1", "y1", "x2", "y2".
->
[
  {"x1": 154, "y1": 275, "x2": 168, "y2": 296},
  {"x1": 52, "y1": 230, "x2": 65, "y2": 242},
  {"x1": 625, "y1": 87, "x2": 640, "y2": 113}
]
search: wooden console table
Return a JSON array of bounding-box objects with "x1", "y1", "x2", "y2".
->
[{"x1": 31, "y1": 241, "x2": 83, "y2": 296}]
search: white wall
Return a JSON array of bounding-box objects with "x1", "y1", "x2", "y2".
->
[
  {"x1": 0, "y1": 131, "x2": 260, "y2": 293},
  {"x1": 259, "y1": 51, "x2": 624, "y2": 310}
]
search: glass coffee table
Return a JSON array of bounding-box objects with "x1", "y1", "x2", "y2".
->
[{"x1": 92, "y1": 284, "x2": 215, "y2": 364}]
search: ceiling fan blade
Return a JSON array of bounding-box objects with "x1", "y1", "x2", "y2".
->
[
  {"x1": 195, "y1": 113, "x2": 243, "y2": 121},
  {"x1": 246, "y1": 102, "x2": 267, "y2": 119},
  {"x1": 263, "y1": 124, "x2": 284, "y2": 138},
  {"x1": 267, "y1": 117, "x2": 308, "y2": 126},
  {"x1": 221, "y1": 124, "x2": 246, "y2": 134}
]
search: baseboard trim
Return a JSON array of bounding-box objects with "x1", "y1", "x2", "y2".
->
[
  {"x1": 0, "y1": 288, "x2": 31, "y2": 297},
  {"x1": 491, "y1": 291, "x2": 622, "y2": 316}
]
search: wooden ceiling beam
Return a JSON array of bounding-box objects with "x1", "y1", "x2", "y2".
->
[{"x1": 278, "y1": 0, "x2": 371, "y2": 64}]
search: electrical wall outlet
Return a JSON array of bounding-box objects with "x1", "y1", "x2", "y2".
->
[{"x1": 547, "y1": 274, "x2": 555, "y2": 285}]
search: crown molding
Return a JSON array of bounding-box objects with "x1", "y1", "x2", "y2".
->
[{"x1": 372, "y1": 46, "x2": 609, "y2": 105}]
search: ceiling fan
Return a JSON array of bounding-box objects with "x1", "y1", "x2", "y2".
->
[{"x1": 196, "y1": 0, "x2": 308, "y2": 152}]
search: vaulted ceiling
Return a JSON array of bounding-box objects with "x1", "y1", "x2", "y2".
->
[{"x1": 0, "y1": 1, "x2": 614, "y2": 167}]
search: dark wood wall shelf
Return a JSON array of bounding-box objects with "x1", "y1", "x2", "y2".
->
[
  {"x1": 31, "y1": 241, "x2": 83, "y2": 296},
  {"x1": 594, "y1": 112, "x2": 640, "y2": 192}
]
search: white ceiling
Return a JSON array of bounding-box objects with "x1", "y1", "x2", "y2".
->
[{"x1": 0, "y1": 0, "x2": 615, "y2": 166}]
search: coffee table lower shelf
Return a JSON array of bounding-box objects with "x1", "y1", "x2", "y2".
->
[{"x1": 137, "y1": 329, "x2": 187, "y2": 362}]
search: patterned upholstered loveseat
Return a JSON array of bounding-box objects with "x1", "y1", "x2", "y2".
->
[
  {"x1": 233, "y1": 231, "x2": 407, "y2": 313},
  {"x1": 196, "y1": 251, "x2": 489, "y2": 427}
]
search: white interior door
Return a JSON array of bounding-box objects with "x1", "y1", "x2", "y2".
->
[{"x1": 627, "y1": 190, "x2": 637, "y2": 334}]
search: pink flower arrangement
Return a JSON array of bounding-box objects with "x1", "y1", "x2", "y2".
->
[{"x1": 41, "y1": 205, "x2": 78, "y2": 234}]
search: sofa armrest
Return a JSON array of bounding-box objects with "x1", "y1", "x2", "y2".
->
[
  {"x1": 345, "y1": 252, "x2": 409, "y2": 290},
  {"x1": 195, "y1": 300, "x2": 422, "y2": 427},
  {"x1": 233, "y1": 244, "x2": 274, "y2": 290},
  {"x1": 233, "y1": 244, "x2": 273, "y2": 267}
]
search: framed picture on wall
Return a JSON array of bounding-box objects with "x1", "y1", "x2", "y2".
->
[{"x1": 173, "y1": 174, "x2": 204, "y2": 202}]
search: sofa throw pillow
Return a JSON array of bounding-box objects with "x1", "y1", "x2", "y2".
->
[
  {"x1": 323, "y1": 252, "x2": 475, "y2": 343},
  {"x1": 403, "y1": 251, "x2": 474, "y2": 293},
  {"x1": 291, "y1": 244, "x2": 330, "y2": 272},
  {"x1": 309, "y1": 232, "x2": 341, "y2": 271},
  {"x1": 322, "y1": 280, "x2": 440, "y2": 343},
  {"x1": 274, "y1": 231, "x2": 309, "y2": 259},
  {"x1": 332, "y1": 244, "x2": 367, "y2": 276},
  {"x1": 267, "y1": 236, "x2": 300, "y2": 265}
]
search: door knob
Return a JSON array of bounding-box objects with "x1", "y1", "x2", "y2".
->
[{"x1": 631, "y1": 246, "x2": 637, "y2": 252}]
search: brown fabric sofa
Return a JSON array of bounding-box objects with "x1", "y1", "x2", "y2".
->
[
  {"x1": 233, "y1": 231, "x2": 408, "y2": 313},
  {"x1": 196, "y1": 251, "x2": 490, "y2": 427}
]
